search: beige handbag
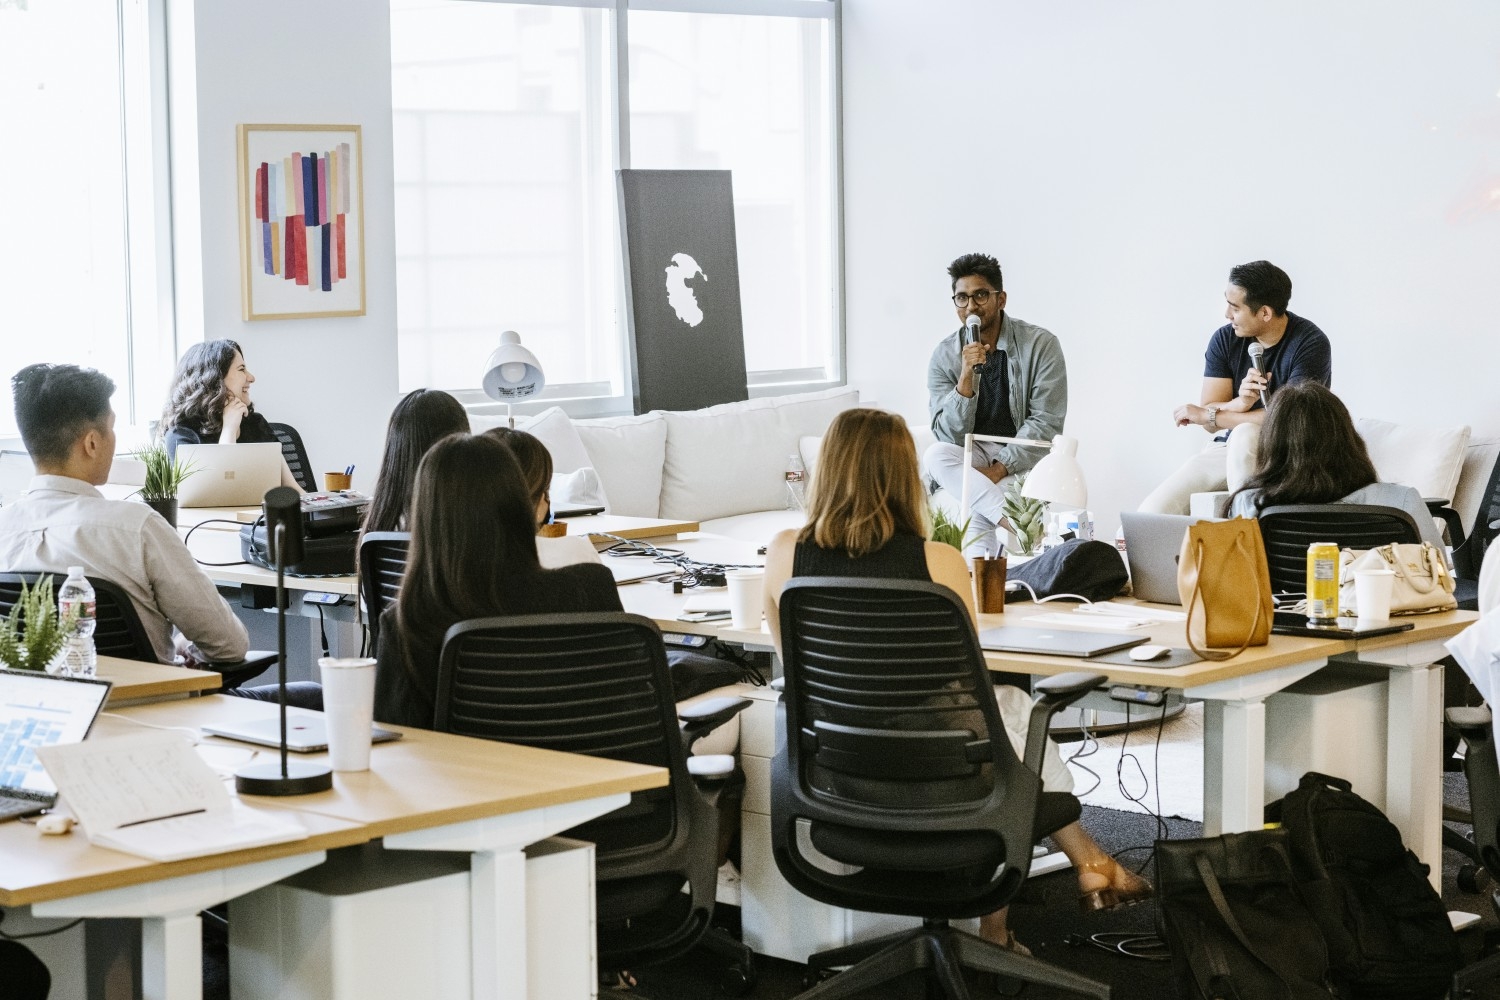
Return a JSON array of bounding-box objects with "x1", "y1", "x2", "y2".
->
[
  {"x1": 1338, "y1": 542, "x2": 1456, "y2": 615},
  {"x1": 1177, "y1": 518, "x2": 1274, "y2": 660}
]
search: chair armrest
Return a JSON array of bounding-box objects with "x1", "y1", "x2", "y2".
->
[
  {"x1": 1023, "y1": 671, "x2": 1106, "y2": 774},
  {"x1": 1447, "y1": 705, "x2": 1493, "y2": 737},
  {"x1": 1424, "y1": 498, "x2": 1466, "y2": 550},
  {"x1": 210, "y1": 650, "x2": 278, "y2": 691},
  {"x1": 680, "y1": 696, "x2": 753, "y2": 754}
]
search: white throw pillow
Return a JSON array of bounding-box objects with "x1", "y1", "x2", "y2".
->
[
  {"x1": 574, "y1": 412, "x2": 668, "y2": 518},
  {"x1": 1357, "y1": 417, "x2": 1471, "y2": 504},
  {"x1": 551, "y1": 468, "x2": 606, "y2": 509},
  {"x1": 659, "y1": 386, "x2": 860, "y2": 521},
  {"x1": 513, "y1": 407, "x2": 611, "y2": 512}
]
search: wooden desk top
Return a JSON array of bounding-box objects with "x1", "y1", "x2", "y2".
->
[
  {"x1": 983, "y1": 602, "x2": 1479, "y2": 689},
  {"x1": 574, "y1": 515, "x2": 700, "y2": 542},
  {"x1": 0, "y1": 696, "x2": 667, "y2": 907},
  {"x1": 97, "y1": 656, "x2": 220, "y2": 702}
]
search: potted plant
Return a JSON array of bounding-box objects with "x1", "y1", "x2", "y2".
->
[
  {"x1": 0, "y1": 577, "x2": 78, "y2": 673},
  {"x1": 134, "y1": 444, "x2": 195, "y2": 527},
  {"x1": 929, "y1": 506, "x2": 979, "y2": 553},
  {"x1": 1001, "y1": 474, "x2": 1046, "y2": 557},
  {"x1": 931, "y1": 505, "x2": 1009, "y2": 613}
]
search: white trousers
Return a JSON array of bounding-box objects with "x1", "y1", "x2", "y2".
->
[
  {"x1": 923, "y1": 441, "x2": 1018, "y2": 551},
  {"x1": 996, "y1": 684, "x2": 1075, "y2": 793},
  {"x1": 1138, "y1": 424, "x2": 1261, "y2": 516}
]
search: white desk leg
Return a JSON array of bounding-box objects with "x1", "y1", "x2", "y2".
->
[
  {"x1": 1201, "y1": 698, "x2": 1267, "y2": 837},
  {"x1": 471, "y1": 848, "x2": 528, "y2": 1000},
  {"x1": 142, "y1": 912, "x2": 202, "y2": 1000},
  {"x1": 1385, "y1": 659, "x2": 1444, "y2": 889}
]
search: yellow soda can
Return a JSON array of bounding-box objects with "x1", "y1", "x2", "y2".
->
[{"x1": 1306, "y1": 542, "x2": 1340, "y2": 624}]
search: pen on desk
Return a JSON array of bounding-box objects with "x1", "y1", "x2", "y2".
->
[{"x1": 118, "y1": 807, "x2": 207, "y2": 828}]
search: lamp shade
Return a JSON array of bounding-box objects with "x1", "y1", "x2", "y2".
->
[
  {"x1": 482, "y1": 330, "x2": 545, "y2": 401},
  {"x1": 1022, "y1": 435, "x2": 1088, "y2": 509}
]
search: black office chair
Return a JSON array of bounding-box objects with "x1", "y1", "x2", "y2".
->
[
  {"x1": 356, "y1": 532, "x2": 409, "y2": 655},
  {"x1": 0, "y1": 572, "x2": 276, "y2": 689},
  {"x1": 772, "y1": 577, "x2": 1111, "y2": 1000},
  {"x1": 1440, "y1": 453, "x2": 1500, "y2": 612},
  {"x1": 1256, "y1": 503, "x2": 1423, "y2": 597},
  {"x1": 434, "y1": 612, "x2": 759, "y2": 993},
  {"x1": 268, "y1": 422, "x2": 318, "y2": 493}
]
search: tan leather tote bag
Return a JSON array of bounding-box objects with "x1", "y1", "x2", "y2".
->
[{"x1": 1177, "y1": 517, "x2": 1274, "y2": 660}]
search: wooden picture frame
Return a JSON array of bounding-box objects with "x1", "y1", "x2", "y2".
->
[{"x1": 237, "y1": 123, "x2": 366, "y2": 321}]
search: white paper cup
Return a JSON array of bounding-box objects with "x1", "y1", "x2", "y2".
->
[
  {"x1": 1353, "y1": 569, "x2": 1396, "y2": 622},
  {"x1": 318, "y1": 656, "x2": 377, "y2": 771},
  {"x1": 725, "y1": 569, "x2": 766, "y2": 631}
]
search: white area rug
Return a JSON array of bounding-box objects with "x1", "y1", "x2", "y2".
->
[{"x1": 1056, "y1": 702, "x2": 1206, "y2": 822}]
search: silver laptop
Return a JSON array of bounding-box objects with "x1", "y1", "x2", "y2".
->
[
  {"x1": 202, "y1": 706, "x2": 402, "y2": 753},
  {"x1": 1119, "y1": 511, "x2": 1206, "y2": 606},
  {"x1": 978, "y1": 625, "x2": 1148, "y2": 658},
  {"x1": 0, "y1": 450, "x2": 31, "y2": 507},
  {"x1": 0, "y1": 670, "x2": 113, "y2": 821},
  {"x1": 176, "y1": 443, "x2": 283, "y2": 508}
]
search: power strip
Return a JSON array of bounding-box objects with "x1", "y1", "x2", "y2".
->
[{"x1": 1109, "y1": 685, "x2": 1167, "y2": 707}]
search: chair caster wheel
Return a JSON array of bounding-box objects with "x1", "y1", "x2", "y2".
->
[
  {"x1": 1459, "y1": 863, "x2": 1488, "y2": 894},
  {"x1": 721, "y1": 960, "x2": 756, "y2": 996}
]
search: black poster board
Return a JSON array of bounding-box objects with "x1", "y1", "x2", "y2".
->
[{"x1": 617, "y1": 169, "x2": 749, "y2": 414}]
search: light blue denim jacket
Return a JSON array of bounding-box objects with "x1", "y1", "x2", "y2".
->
[{"x1": 926, "y1": 313, "x2": 1068, "y2": 476}]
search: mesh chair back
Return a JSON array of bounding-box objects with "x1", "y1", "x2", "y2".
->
[
  {"x1": 0, "y1": 572, "x2": 156, "y2": 661},
  {"x1": 773, "y1": 577, "x2": 1041, "y2": 917},
  {"x1": 357, "y1": 532, "x2": 409, "y2": 654},
  {"x1": 268, "y1": 422, "x2": 317, "y2": 493},
  {"x1": 1257, "y1": 504, "x2": 1422, "y2": 596}
]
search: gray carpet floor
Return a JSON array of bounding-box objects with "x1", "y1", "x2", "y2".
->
[{"x1": 202, "y1": 773, "x2": 1500, "y2": 999}]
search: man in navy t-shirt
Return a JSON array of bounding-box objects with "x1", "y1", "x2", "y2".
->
[{"x1": 1138, "y1": 261, "x2": 1332, "y2": 514}]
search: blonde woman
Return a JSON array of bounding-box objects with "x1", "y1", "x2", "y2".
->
[{"x1": 763, "y1": 407, "x2": 1148, "y2": 954}]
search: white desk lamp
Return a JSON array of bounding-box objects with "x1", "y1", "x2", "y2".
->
[
  {"x1": 958, "y1": 433, "x2": 1088, "y2": 549},
  {"x1": 482, "y1": 330, "x2": 545, "y2": 428}
]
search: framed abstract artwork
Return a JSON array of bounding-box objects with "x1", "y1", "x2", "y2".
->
[{"x1": 237, "y1": 124, "x2": 365, "y2": 321}]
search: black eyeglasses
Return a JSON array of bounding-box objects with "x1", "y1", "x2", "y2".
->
[{"x1": 952, "y1": 289, "x2": 998, "y2": 308}]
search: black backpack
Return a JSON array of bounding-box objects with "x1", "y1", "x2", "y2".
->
[{"x1": 1269, "y1": 772, "x2": 1462, "y2": 999}]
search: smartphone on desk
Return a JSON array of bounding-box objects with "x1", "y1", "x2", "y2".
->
[{"x1": 677, "y1": 610, "x2": 731, "y2": 623}]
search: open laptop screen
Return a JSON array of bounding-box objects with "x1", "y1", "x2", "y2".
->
[{"x1": 0, "y1": 670, "x2": 112, "y2": 797}]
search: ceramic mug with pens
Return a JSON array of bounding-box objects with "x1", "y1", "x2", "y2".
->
[{"x1": 324, "y1": 464, "x2": 354, "y2": 492}]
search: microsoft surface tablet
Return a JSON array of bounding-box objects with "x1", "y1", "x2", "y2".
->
[
  {"x1": 0, "y1": 670, "x2": 112, "y2": 821},
  {"x1": 176, "y1": 443, "x2": 284, "y2": 508},
  {"x1": 978, "y1": 626, "x2": 1148, "y2": 658},
  {"x1": 202, "y1": 707, "x2": 402, "y2": 753}
]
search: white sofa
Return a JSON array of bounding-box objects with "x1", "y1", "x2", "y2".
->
[{"x1": 473, "y1": 384, "x2": 863, "y2": 545}]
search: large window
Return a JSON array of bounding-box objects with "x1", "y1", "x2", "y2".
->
[
  {"x1": 0, "y1": 0, "x2": 172, "y2": 438},
  {"x1": 390, "y1": 0, "x2": 841, "y2": 412}
]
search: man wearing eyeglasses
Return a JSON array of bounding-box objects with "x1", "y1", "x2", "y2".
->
[{"x1": 924, "y1": 252, "x2": 1068, "y2": 555}]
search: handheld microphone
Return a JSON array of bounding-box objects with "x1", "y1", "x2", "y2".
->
[
  {"x1": 263, "y1": 486, "x2": 305, "y2": 566},
  {"x1": 965, "y1": 313, "x2": 983, "y2": 375},
  {"x1": 1247, "y1": 342, "x2": 1265, "y2": 406}
]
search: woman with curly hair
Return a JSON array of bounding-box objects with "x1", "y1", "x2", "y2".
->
[{"x1": 159, "y1": 339, "x2": 301, "y2": 490}]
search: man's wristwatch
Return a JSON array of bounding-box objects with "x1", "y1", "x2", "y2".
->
[{"x1": 1205, "y1": 405, "x2": 1221, "y2": 432}]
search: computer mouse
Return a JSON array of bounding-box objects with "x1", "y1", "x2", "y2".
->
[
  {"x1": 35, "y1": 814, "x2": 74, "y2": 836},
  {"x1": 1128, "y1": 644, "x2": 1171, "y2": 662}
]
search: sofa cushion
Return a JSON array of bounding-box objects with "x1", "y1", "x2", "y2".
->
[
  {"x1": 1358, "y1": 417, "x2": 1471, "y2": 504},
  {"x1": 574, "y1": 412, "x2": 668, "y2": 518},
  {"x1": 659, "y1": 387, "x2": 860, "y2": 521}
]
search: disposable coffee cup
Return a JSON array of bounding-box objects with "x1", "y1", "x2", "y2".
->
[
  {"x1": 1353, "y1": 568, "x2": 1396, "y2": 622},
  {"x1": 317, "y1": 657, "x2": 377, "y2": 771},
  {"x1": 324, "y1": 472, "x2": 352, "y2": 492},
  {"x1": 725, "y1": 568, "x2": 766, "y2": 631}
]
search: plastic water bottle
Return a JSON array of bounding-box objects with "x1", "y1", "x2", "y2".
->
[
  {"x1": 57, "y1": 567, "x2": 97, "y2": 678},
  {"x1": 785, "y1": 454, "x2": 806, "y2": 511}
]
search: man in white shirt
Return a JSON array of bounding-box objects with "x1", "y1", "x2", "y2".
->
[{"x1": 0, "y1": 364, "x2": 248, "y2": 665}]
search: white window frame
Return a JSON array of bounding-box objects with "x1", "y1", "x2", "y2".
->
[{"x1": 406, "y1": 0, "x2": 844, "y2": 420}]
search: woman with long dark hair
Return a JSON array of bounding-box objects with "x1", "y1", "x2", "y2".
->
[
  {"x1": 373, "y1": 433, "x2": 621, "y2": 728},
  {"x1": 482, "y1": 427, "x2": 601, "y2": 568},
  {"x1": 762, "y1": 408, "x2": 1149, "y2": 955},
  {"x1": 159, "y1": 339, "x2": 301, "y2": 489},
  {"x1": 1229, "y1": 382, "x2": 1444, "y2": 548},
  {"x1": 363, "y1": 389, "x2": 471, "y2": 536}
]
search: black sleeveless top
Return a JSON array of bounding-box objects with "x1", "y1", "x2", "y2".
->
[{"x1": 791, "y1": 532, "x2": 931, "y2": 581}]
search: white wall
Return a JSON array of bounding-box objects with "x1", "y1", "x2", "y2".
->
[
  {"x1": 843, "y1": 0, "x2": 1500, "y2": 532},
  {"x1": 171, "y1": 0, "x2": 398, "y2": 489}
]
